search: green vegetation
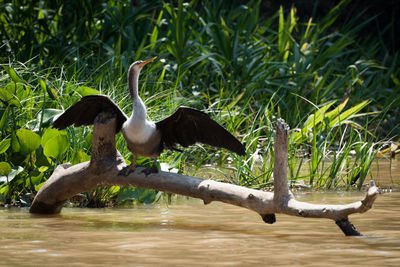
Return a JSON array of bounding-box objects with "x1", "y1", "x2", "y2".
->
[{"x1": 0, "y1": 0, "x2": 399, "y2": 206}]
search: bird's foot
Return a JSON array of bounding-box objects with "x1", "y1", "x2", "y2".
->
[
  {"x1": 142, "y1": 165, "x2": 159, "y2": 176},
  {"x1": 118, "y1": 165, "x2": 136, "y2": 176}
]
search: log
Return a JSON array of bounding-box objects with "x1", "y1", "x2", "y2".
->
[{"x1": 30, "y1": 114, "x2": 380, "y2": 236}]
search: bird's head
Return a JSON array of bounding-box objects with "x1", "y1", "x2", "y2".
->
[{"x1": 129, "y1": 57, "x2": 157, "y2": 73}]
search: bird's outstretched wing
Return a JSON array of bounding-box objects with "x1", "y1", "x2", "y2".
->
[
  {"x1": 156, "y1": 107, "x2": 245, "y2": 156},
  {"x1": 53, "y1": 95, "x2": 128, "y2": 132}
]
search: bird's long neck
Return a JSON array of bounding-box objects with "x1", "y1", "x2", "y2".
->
[
  {"x1": 128, "y1": 65, "x2": 147, "y2": 122},
  {"x1": 128, "y1": 65, "x2": 140, "y2": 100}
]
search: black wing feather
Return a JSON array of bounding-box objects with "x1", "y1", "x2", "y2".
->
[
  {"x1": 156, "y1": 107, "x2": 245, "y2": 156},
  {"x1": 53, "y1": 95, "x2": 128, "y2": 132}
]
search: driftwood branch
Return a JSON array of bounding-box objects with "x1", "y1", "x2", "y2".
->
[{"x1": 30, "y1": 114, "x2": 380, "y2": 236}]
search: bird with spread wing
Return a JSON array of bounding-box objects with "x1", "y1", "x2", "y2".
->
[{"x1": 53, "y1": 57, "x2": 245, "y2": 175}]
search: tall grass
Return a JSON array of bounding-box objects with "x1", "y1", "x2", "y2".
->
[{"x1": 0, "y1": 0, "x2": 398, "y2": 206}]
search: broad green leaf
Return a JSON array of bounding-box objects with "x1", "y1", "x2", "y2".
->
[
  {"x1": 76, "y1": 86, "x2": 100, "y2": 96},
  {"x1": 43, "y1": 135, "x2": 69, "y2": 159},
  {"x1": 5, "y1": 82, "x2": 33, "y2": 105},
  {"x1": 41, "y1": 127, "x2": 67, "y2": 147},
  {"x1": 27, "y1": 173, "x2": 43, "y2": 187},
  {"x1": 38, "y1": 166, "x2": 49, "y2": 172},
  {"x1": 0, "y1": 87, "x2": 13, "y2": 102},
  {"x1": 0, "y1": 138, "x2": 11, "y2": 154},
  {"x1": 291, "y1": 98, "x2": 352, "y2": 143},
  {"x1": 0, "y1": 162, "x2": 11, "y2": 176},
  {"x1": 2, "y1": 66, "x2": 25, "y2": 84},
  {"x1": 0, "y1": 107, "x2": 8, "y2": 132},
  {"x1": 329, "y1": 100, "x2": 371, "y2": 128},
  {"x1": 291, "y1": 101, "x2": 335, "y2": 143},
  {"x1": 16, "y1": 129, "x2": 41, "y2": 154},
  {"x1": 0, "y1": 87, "x2": 20, "y2": 106},
  {"x1": 42, "y1": 128, "x2": 69, "y2": 160},
  {"x1": 303, "y1": 101, "x2": 336, "y2": 129}
]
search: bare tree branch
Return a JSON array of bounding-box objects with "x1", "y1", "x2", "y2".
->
[{"x1": 30, "y1": 113, "x2": 380, "y2": 236}]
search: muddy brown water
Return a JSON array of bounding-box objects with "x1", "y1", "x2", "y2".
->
[{"x1": 1, "y1": 158, "x2": 400, "y2": 266}]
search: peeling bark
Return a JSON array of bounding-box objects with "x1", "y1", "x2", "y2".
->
[{"x1": 30, "y1": 113, "x2": 380, "y2": 236}]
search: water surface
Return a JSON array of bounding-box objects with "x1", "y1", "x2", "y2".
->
[
  {"x1": 1, "y1": 158, "x2": 400, "y2": 266},
  {"x1": 1, "y1": 192, "x2": 400, "y2": 266}
]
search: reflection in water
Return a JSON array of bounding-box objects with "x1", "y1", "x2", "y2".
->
[
  {"x1": 371, "y1": 157, "x2": 400, "y2": 188},
  {"x1": 1, "y1": 159, "x2": 400, "y2": 266}
]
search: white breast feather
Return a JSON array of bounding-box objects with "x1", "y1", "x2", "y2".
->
[{"x1": 123, "y1": 118, "x2": 157, "y2": 144}]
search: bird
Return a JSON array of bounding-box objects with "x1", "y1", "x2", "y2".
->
[{"x1": 53, "y1": 57, "x2": 246, "y2": 175}]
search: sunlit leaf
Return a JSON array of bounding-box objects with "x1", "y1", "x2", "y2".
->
[
  {"x1": 2, "y1": 66, "x2": 25, "y2": 84},
  {"x1": 39, "y1": 78, "x2": 47, "y2": 93},
  {"x1": 0, "y1": 87, "x2": 12, "y2": 102},
  {"x1": 0, "y1": 184, "x2": 9, "y2": 194},
  {"x1": 0, "y1": 162, "x2": 11, "y2": 176},
  {"x1": 76, "y1": 86, "x2": 100, "y2": 96},
  {"x1": 0, "y1": 108, "x2": 9, "y2": 133},
  {"x1": 329, "y1": 100, "x2": 371, "y2": 128},
  {"x1": 227, "y1": 91, "x2": 245, "y2": 110},
  {"x1": 4, "y1": 82, "x2": 33, "y2": 107},
  {"x1": 27, "y1": 173, "x2": 43, "y2": 186},
  {"x1": 16, "y1": 129, "x2": 41, "y2": 154},
  {"x1": 35, "y1": 181, "x2": 46, "y2": 192},
  {"x1": 0, "y1": 87, "x2": 20, "y2": 107},
  {"x1": 42, "y1": 128, "x2": 69, "y2": 159},
  {"x1": 325, "y1": 98, "x2": 349, "y2": 121},
  {"x1": 0, "y1": 138, "x2": 11, "y2": 154},
  {"x1": 108, "y1": 186, "x2": 120, "y2": 195},
  {"x1": 38, "y1": 166, "x2": 49, "y2": 172},
  {"x1": 303, "y1": 101, "x2": 336, "y2": 129},
  {"x1": 43, "y1": 135, "x2": 69, "y2": 159},
  {"x1": 291, "y1": 101, "x2": 335, "y2": 143},
  {"x1": 41, "y1": 128, "x2": 66, "y2": 147},
  {"x1": 46, "y1": 86, "x2": 59, "y2": 101}
]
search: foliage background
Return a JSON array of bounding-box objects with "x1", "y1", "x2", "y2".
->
[{"x1": 0, "y1": 0, "x2": 399, "y2": 206}]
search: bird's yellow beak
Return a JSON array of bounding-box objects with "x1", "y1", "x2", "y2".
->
[{"x1": 138, "y1": 56, "x2": 157, "y2": 68}]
